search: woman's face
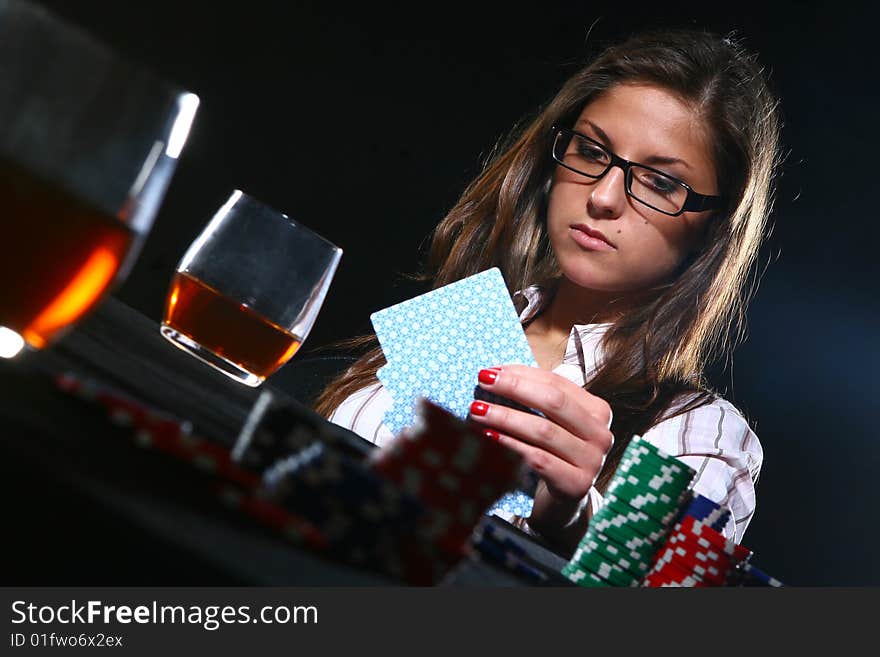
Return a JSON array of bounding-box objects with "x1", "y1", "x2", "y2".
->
[{"x1": 546, "y1": 83, "x2": 719, "y2": 295}]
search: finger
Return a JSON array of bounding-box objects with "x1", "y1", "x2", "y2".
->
[
  {"x1": 477, "y1": 365, "x2": 613, "y2": 437},
  {"x1": 480, "y1": 428, "x2": 597, "y2": 500},
  {"x1": 469, "y1": 399, "x2": 607, "y2": 468}
]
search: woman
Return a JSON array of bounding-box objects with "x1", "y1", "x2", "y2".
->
[{"x1": 315, "y1": 27, "x2": 782, "y2": 555}]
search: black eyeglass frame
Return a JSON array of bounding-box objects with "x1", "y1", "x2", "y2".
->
[{"x1": 550, "y1": 126, "x2": 725, "y2": 217}]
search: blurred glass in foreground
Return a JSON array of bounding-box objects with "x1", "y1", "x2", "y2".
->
[{"x1": 0, "y1": 0, "x2": 199, "y2": 357}]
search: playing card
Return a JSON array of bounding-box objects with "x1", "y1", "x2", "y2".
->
[
  {"x1": 371, "y1": 268, "x2": 538, "y2": 434},
  {"x1": 371, "y1": 268, "x2": 540, "y2": 518}
]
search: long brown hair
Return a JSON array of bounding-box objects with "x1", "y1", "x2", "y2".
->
[{"x1": 315, "y1": 27, "x2": 782, "y2": 493}]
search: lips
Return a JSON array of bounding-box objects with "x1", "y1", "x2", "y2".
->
[{"x1": 571, "y1": 223, "x2": 616, "y2": 248}]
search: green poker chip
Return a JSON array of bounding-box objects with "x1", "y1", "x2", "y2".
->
[
  {"x1": 564, "y1": 566, "x2": 609, "y2": 588},
  {"x1": 586, "y1": 525, "x2": 659, "y2": 563},
  {"x1": 618, "y1": 453, "x2": 695, "y2": 488},
  {"x1": 593, "y1": 497, "x2": 668, "y2": 540},
  {"x1": 627, "y1": 436, "x2": 692, "y2": 470},
  {"x1": 570, "y1": 549, "x2": 640, "y2": 587},
  {"x1": 607, "y1": 475, "x2": 685, "y2": 507},
  {"x1": 561, "y1": 436, "x2": 702, "y2": 587},
  {"x1": 610, "y1": 465, "x2": 693, "y2": 498},
  {"x1": 604, "y1": 489, "x2": 681, "y2": 526},
  {"x1": 621, "y1": 442, "x2": 695, "y2": 476},
  {"x1": 587, "y1": 510, "x2": 660, "y2": 548},
  {"x1": 578, "y1": 535, "x2": 652, "y2": 576}
]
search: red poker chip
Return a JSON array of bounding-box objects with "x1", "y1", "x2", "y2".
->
[
  {"x1": 657, "y1": 540, "x2": 732, "y2": 575},
  {"x1": 55, "y1": 372, "x2": 261, "y2": 489},
  {"x1": 368, "y1": 400, "x2": 524, "y2": 556},
  {"x1": 665, "y1": 532, "x2": 732, "y2": 567},
  {"x1": 653, "y1": 548, "x2": 729, "y2": 586},
  {"x1": 644, "y1": 560, "x2": 705, "y2": 588},
  {"x1": 675, "y1": 515, "x2": 752, "y2": 562}
]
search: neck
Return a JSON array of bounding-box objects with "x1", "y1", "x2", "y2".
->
[{"x1": 531, "y1": 277, "x2": 650, "y2": 336}]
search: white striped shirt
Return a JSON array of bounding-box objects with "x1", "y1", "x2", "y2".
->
[{"x1": 329, "y1": 286, "x2": 763, "y2": 544}]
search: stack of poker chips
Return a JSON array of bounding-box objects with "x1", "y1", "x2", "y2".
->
[
  {"x1": 259, "y1": 441, "x2": 427, "y2": 580},
  {"x1": 468, "y1": 520, "x2": 562, "y2": 585},
  {"x1": 563, "y1": 436, "x2": 697, "y2": 587},
  {"x1": 368, "y1": 398, "x2": 525, "y2": 582},
  {"x1": 230, "y1": 389, "x2": 375, "y2": 474},
  {"x1": 643, "y1": 493, "x2": 784, "y2": 587},
  {"x1": 54, "y1": 372, "x2": 334, "y2": 552},
  {"x1": 642, "y1": 515, "x2": 753, "y2": 587}
]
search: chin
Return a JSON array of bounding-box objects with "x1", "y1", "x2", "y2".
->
[{"x1": 558, "y1": 267, "x2": 631, "y2": 294}]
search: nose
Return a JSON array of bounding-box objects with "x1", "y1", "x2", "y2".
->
[{"x1": 587, "y1": 165, "x2": 627, "y2": 219}]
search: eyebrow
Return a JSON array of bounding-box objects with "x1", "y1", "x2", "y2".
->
[{"x1": 576, "y1": 119, "x2": 692, "y2": 170}]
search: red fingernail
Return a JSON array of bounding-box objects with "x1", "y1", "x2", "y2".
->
[
  {"x1": 482, "y1": 429, "x2": 500, "y2": 442},
  {"x1": 470, "y1": 401, "x2": 489, "y2": 416},
  {"x1": 488, "y1": 366, "x2": 502, "y2": 371},
  {"x1": 478, "y1": 369, "x2": 498, "y2": 385}
]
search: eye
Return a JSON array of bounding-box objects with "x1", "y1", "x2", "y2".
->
[
  {"x1": 575, "y1": 141, "x2": 608, "y2": 162},
  {"x1": 639, "y1": 171, "x2": 679, "y2": 196}
]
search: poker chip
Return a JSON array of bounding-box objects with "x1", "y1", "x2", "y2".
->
[
  {"x1": 617, "y1": 465, "x2": 692, "y2": 489},
  {"x1": 680, "y1": 493, "x2": 731, "y2": 533},
  {"x1": 591, "y1": 497, "x2": 670, "y2": 542},
  {"x1": 604, "y1": 486, "x2": 682, "y2": 526},
  {"x1": 576, "y1": 536, "x2": 650, "y2": 578},
  {"x1": 641, "y1": 510, "x2": 760, "y2": 587},
  {"x1": 620, "y1": 438, "x2": 694, "y2": 476},
  {"x1": 607, "y1": 474, "x2": 684, "y2": 506},
  {"x1": 730, "y1": 562, "x2": 784, "y2": 587},
  {"x1": 365, "y1": 399, "x2": 524, "y2": 583},
  {"x1": 54, "y1": 372, "x2": 259, "y2": 488},
  {"x1": 369, "y1": 398, "x2": 523, "y2": 556},
  {"x1": 643, "y1": 559, "x2": 705, "y2": 588},
  {"x1": 262, "y1": 442, "x2": 424, "y2": 540},
  {"x1": 564, "y1": 436, "x2": 696, "y2": 587},
  {"x1": 651, "y1": 540, "x2": 731, "y2": 586},
  {"x1": 585, "y1": 525, "x2": 658, "y2": 563},
  {"x1": 563, "y1": 565, "x2": 608, "y2": 587},
  {"x1": 470, "y1": 522, "x2": 555, "y2": 584},
  {"x1": 260, "y1": 440, "x2": 452, "y2": 581},
  {"x1": 569, "y1": 548, "x2": 640, "y2": 587},
  {"x1": 675, "y1": 515, "x2": 753, "y2": 562}
]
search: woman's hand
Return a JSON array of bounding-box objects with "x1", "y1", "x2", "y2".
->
[{"x1": 468, "y1": 365, "x2": 614, "y2": 546}]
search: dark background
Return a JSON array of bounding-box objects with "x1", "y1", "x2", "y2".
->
[{"x1": 32, "y1": 0, "x2": 878, "y2": 585}]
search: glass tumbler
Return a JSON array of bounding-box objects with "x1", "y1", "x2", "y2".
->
[
  {"x1": 161, "y1": 190, "x2": 343, "y2": 387},
  {"x1": 0, "y1": 0, "x2": 199, "y2": 358}
]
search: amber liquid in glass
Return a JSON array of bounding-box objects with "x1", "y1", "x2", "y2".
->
[
  {"x1": 0, "y1": 160, "x2": 135, "y2": 349},
  {"x1": 163, "y1": 271, "x2": 302, "y2": 380}
]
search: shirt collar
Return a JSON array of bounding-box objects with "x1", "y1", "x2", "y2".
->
[{"x1": 513, "y1": 285, "x2": 612, "y2": 385}]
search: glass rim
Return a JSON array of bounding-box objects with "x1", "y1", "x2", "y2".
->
[{"x1": 223, "y1": 189, "x2": 343, "y2": 253}]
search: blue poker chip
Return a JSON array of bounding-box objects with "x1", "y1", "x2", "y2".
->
[
  {"x1": 681, "y1": 493, "x2": 731, "y2": 533},
  {"x1": 481, "y1": 522, "x2": 528, "y2": 557},
  {"x1": 261, "y1": 442, "x2": 424, "y2": 543},
  {"x1": 738, "y1": 563, "x2": 784, "y2": 587},
  {"x1": 474, "y1": 535, "x2": 547, "y2": 582}
]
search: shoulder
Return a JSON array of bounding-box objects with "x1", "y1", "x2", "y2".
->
[
  {"x1": 640, "y1": 394, "x2": 763, "y2": 543},
  {"x1": 327, "y1": 382, "x2": 395, "y2": 447},
  {"x1": 642, "y1": 393, "x2": 763, "y2": 464}
]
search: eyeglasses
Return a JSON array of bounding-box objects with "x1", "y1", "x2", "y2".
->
[{"x1": 550, "y1": 127, "x2": 725, "y2": 217}]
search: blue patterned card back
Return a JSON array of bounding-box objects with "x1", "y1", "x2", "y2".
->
[
  {"x1": 370, "y1": 268, "x2": 537, "y2": 433},
  {"x1": 370, "y1": 268, "x2": 539, "y2": 517}
]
